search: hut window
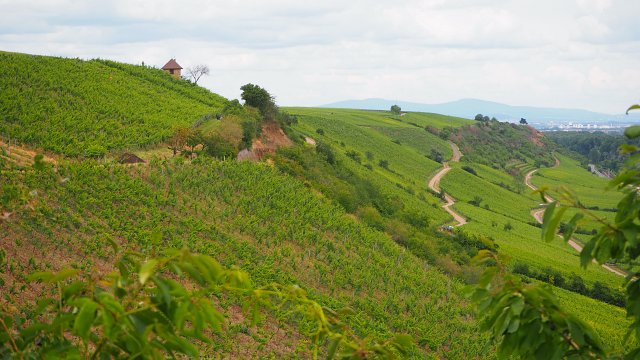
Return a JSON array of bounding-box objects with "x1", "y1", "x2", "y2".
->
[{"x1": 169, "y1": 69, "x2": 174, "y2": 74}]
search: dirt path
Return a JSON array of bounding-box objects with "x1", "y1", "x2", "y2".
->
[
  {"x1": 428, "y1": 142, "x2": 467, "y2": 227},
  {"x1": 525, "y1": 162, "x2": 625, "y2": 277}
]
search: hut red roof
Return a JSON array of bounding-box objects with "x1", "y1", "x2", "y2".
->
[{"x1": 161, "y1": 59, "x2": 183, "y2": 70}]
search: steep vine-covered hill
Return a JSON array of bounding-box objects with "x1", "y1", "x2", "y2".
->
[
  {"x1": 0, "y1": 51, "x2": 227, "y2": 156},
  {"x1": 0, "y1": 52, "x2": 632, "y2": 357},
  {"x1": 283, "y1": 107, "x2": 631, "y2": 352},
  {"x1": 0, "y1": 154, "x2": 488, "y2": 358},
  {"x1": 446, "y1": 120, "x2": 557, "y2": 169},
  {"x1": 0, "y1": 52, "x2": 490, "y2": 358}
]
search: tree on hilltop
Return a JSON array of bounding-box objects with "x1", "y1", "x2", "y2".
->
[
  {"x1": 184, "y1": 64, "x2": 209, "y2": 84},
  {"x1": 519, "y1": 118, "x2": 528, "y2": 125},
  {"x1": 390, "y1": 104, "x2": 401, "y2": 115},
  {"x1": 240, "y1": 83, "x2": 277, "y2": 119}
]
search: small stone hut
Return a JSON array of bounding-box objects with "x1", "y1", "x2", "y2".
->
[{"x1": 162, "y1": 59, "x2": 183, "y2": 79}]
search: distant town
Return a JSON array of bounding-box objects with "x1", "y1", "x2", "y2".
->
[{"x1": 531, "y1": 122, "x2": 639, "y2": 134}]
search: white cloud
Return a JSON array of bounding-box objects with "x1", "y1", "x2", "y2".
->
[{"x1": 0, "y1": 0, "x2": 639, "y2": 113}]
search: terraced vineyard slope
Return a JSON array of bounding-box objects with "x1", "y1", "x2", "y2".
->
[{"x1": 0, "y1": 51, "x2": 227, "y2": 156}]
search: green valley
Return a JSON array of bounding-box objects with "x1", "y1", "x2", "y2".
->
[{"x1": 0, "y1": 52, "x2": 637, "y2": 358}]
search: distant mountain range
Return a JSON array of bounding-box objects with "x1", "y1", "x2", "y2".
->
[{"x1": 321, "y1": 98, "x2": 640, "y2": 125}]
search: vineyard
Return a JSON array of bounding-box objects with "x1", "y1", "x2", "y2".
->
[
  {"x1": 0, "y1": 52, "x2": 635, "y2": 357},
  {"x1": 283, "y1": 107, "x2": 631, "y2": 351},
  {"x1": 1, "y1": 154, "x2": 488, "y2": 358},
  {"x1": 0, "y1": 51, "x2": 227, "y2": 156}
]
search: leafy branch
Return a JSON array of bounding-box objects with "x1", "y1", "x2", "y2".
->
[{"x1": 0, "y1": 247, "x2": 411, "y2": 359}]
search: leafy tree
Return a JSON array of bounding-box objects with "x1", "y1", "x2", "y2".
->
[
  {"x1": 390, "y1": 104, "x2": 401, "y2": 115},
  {"x1": 168, "y1": 127, "x2": 191, "y2": 156},
  {"x1": 222, "y1": 99, "x2": 244, "y2": 116},
  {"x1": 378, "y1": 159, "x2": 390, "y2": 169},
  {"x1": 185, "y1": 129, "x2": 204, "y2": 158},
  {"x1": 520, "y1": 118, "x2": 528, "y2": 125},
  {"x1": 474, "y1": 114, "x2": 484, "y2": 121},
  {"x1": 277, "y1": 111, "x2": 298, "y2": 126},
  {"x1": 588, "y1": 147, "x2": 601, "y2": 163},
  {"x1": 240, "y1": 83, "x2": 277, "y2": 119}
]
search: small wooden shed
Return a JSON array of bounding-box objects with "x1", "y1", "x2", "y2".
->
[{"x1": 162, "y1": 59, "x2": 183, "y2": 79}]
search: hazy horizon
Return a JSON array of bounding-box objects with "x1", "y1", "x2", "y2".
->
[{"x1": 2, "y1": 0, "x2": 639, "y2": 113}]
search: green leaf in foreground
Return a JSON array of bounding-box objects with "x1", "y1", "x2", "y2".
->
[
  {"x1": 139, "y1": 259, "x2": 159, "y2": 285},
  {"x1": 541, "y1": 201, "x2": 567, "y2": 242},
  {"x1": 73, "y1": 300, "x2": 98, "y2": 340},
  {"x1": 624, "y1": 124, "x2": 640, "y2": 138}
]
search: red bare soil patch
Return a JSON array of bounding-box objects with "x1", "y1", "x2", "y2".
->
[
  {"x1": 527, "y1": 127, "x2": 546, "y2": 147},
  {"x1": 239, "y1": 121, "x2": 292, "y2": 161}
]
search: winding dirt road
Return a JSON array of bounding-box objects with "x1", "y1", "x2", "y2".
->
[
  {"x1": 524, "y1": 163, "x2": 625, "y2": 277},
  {"x1": 428, "y1": 142, "x2": 467, "y2": 227}
]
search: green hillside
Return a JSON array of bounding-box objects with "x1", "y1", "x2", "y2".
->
[
  {"x1": 1, "y1": 155, "x2": 488, "y2": 358},
  {"x1": 0, "y1": 52, "x2": 634, "y2": 357},
  {"x1": 0, "y1": 51, "x2": 227, "y2": 156},
  {"x1": 0, "y1": 54, "x2": 489, "y2": 358},
  {"x1": 282, "y1": 108, "x2": 630, "y2": 350}
]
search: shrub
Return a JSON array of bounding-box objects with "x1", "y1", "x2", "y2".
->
[
  {"x1": 345, "y1": 150, "x2": 362, "y2": 163},
  {"x1": 462, "y1": 166, "x2": 477, "y2": 176},
  {"x1": 315, "y1": 142, "x2": 335, "y2": 164},
  {"x1": 365, "y1": 151, "x2": 374, "y2": 161},
  {"x1": 468, "y1": 196, "x2": 482, "y2": 207},
  {"x1": 429, "y1": 149, "x2": 444, "y2": 163},
  {"x1": 203, "y1": 134, "x2": 236, "y2": 159}
]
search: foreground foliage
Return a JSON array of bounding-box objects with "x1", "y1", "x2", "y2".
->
[
  {"x1": 468, "y1": 120, "x2": 640, "y2": 359},
  {"x1": 0, "y1": 248, "x2": 410, "y2": 359}
]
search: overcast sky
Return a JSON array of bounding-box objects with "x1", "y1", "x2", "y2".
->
[{"x1": 1, "y1": 0, "x2": 639, "y2": 113}]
